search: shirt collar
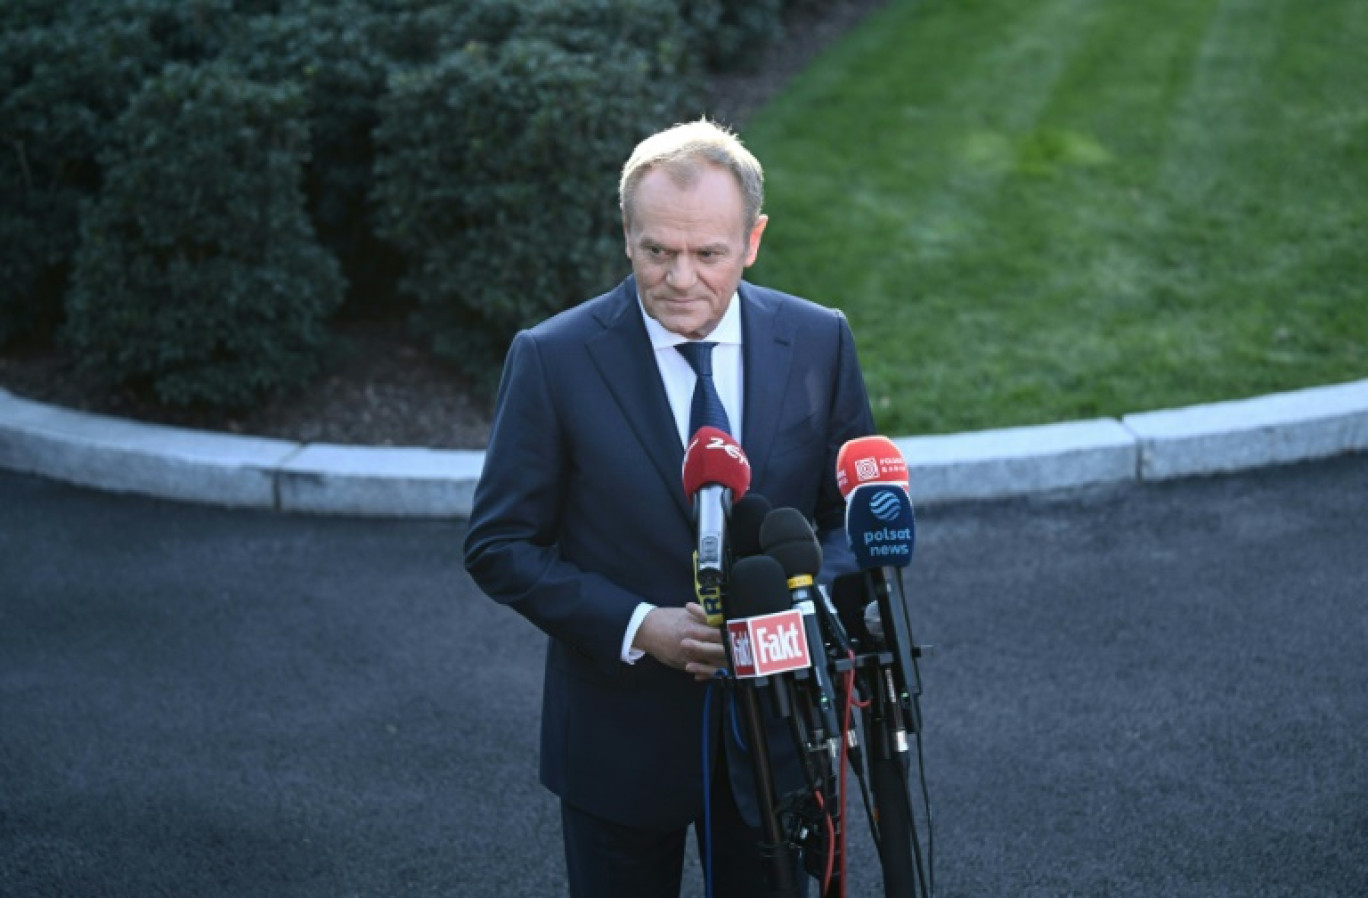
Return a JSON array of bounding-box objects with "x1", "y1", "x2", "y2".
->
[{"x1": 638, "y1": 291, "x2": 743, "y2": 350}]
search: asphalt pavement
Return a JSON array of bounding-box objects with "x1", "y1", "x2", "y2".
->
[{"x1": 3, "y1": 453, "x2": 1366, "y2": 896}]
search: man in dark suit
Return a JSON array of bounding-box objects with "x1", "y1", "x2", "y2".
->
[{"x1": 463, "y1": 119, "x2": 875, "y2": 897}]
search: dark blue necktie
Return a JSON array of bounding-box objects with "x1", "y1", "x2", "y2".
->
[{"x1": 675, "y1": 341, "x2": 731, "y2": 436}]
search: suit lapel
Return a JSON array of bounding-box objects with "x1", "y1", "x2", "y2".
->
[
  {"x1": 585, "y1": 278, "x2": 693, "y2": 522},
  {"x1": 739, "y1": 282, "x2": 796, "y2": 482}
]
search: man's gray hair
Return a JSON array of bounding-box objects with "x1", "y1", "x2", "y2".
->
[{"x1": 619, "y1": 119, "x2": 765, "y2": 229}]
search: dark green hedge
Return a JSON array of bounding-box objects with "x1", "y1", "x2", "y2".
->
[
  {"x1": 0, "y1": 0, "x2": 840, "y2": 409},
  {"x1": 65, "y1": 62, "x2": 344, "y2": 408},
  {"x1": 373, "y1": 1, "x2": 688, "y2": 383},
  {"x1": 0, "y1": 2, "x2": 165, "y2": 345},
  {"x1": 226, "y1": 1, "x2": 403, "y2": 318}
]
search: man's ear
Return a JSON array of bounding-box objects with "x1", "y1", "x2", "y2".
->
[{"x1": 744, "y1": 214, "x2": 769, "y2": 267}]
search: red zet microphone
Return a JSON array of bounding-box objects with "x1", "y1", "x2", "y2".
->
[
  {"x1": 682, "y1": 427, "x2": 751, "y2": 613},
  {"x1": 835, "y1": 435, "x2": 909, "y2": 499}
]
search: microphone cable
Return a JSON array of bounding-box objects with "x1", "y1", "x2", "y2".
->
[
  {"x1": 729, "y1": 684, "x2": 748, "y2": 752},
  {"x1": 699, "y1": 668, "x2": 748, "y2": 898},
  {"x1": 812, "y1": 788, "x2": 837, "y2": 896},
  {"x1": 701, "y1": 675, "x2": 722, "y2": 898},
  {"x1": 843, "y1": 658, "x2": 877, "y2": 828}
]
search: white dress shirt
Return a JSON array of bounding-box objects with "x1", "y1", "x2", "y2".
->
[{"x1": 620, "y1": 293, "x2": 744, "y2": 662}]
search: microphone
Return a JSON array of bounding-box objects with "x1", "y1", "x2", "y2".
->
[
  {"x1": 830, "y1": 571, "x2": 874, "y2": 650},
  {"x1": 844, "y1": 480, "x2": 917, "y2": 673},
  {"x1": 722, "y1": 490, "x2": 777, "y2": 624},
  {"x1": 760, "y1": 508, "x2": 844, "y2": 749},
  {"x1": 723, "y1": 555, "x2": 807, "y2": 898},
  {"x1": 845, "y1": 483, "x2": 916, "y2": 572},
  {"x1": 743, "y1": 497, "x2": 851, "y2": 657},
  {"x1": 729, "y1": 492, "x2": 773, "y2": 560},
  {"x1": 755, "y1": 514, "x2": 856, "y2": 890},
  {"x1": 843, "y1": 482, "x2": 929, "y2": 896},
  {"x1": 844, "y1": 481, "x2": 921, "y2": 745},
  {"x1": 835, "y1": 435, "x2": 909, "y2": 499},
  {"x1": 682, "y1": 427, "x2": 751, "y2": 624}
]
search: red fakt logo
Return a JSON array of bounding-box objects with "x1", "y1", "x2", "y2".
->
[{"x1": 726, "y1": 609, "x2": 811, "y2": 678}]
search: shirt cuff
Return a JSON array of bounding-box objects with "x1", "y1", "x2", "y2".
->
[{"x1": 620, "y1": 602, "x2": 655, "y2": 664}]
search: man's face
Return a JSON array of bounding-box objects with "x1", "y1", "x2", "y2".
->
[{"x1": 624, "y1": 165, "x2": 768, "y2": 340}]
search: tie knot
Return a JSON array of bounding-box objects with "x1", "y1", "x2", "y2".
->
[{"x1": 675, "y1": 341, "x2": 716, "y2": 377}]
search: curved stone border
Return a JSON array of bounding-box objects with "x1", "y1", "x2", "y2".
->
[{"x1": 2, "y1": 379, "x2": 1366, "y2": 516}]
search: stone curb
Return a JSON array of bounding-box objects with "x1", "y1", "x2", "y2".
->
[
  {"x1": 2, "y1": 379, "x2": 1366, "y2": 517},
  {"x1": 1122, "y1": 380, "x2": 1368, "y2": 480}
]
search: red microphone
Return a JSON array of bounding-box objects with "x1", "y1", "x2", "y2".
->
[
  {"x1": 835, "y1": 435, "x2": 909, "y2": 499},
  {"x1": 683, "y1": 426, "x2": 751, "y2": 501},
  {"x1": 682, "y1": 427, "x2": 751, "y2": 609}
]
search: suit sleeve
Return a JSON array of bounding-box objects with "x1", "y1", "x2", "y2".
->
[
  {"x1": 815, "y1": 310, "x2": 877, "y2": 585},
  {"x1": 463, "y1": 330, "x2": 646, "y2": 675}
]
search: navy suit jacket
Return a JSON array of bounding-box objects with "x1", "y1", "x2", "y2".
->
[{"x1": 464, "y1": 276, "x2": 875, "y2": 831}]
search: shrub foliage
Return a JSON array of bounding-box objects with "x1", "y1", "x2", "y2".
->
[
  {"x1": 0, "y1": 0, "x2": 825, "y2": 409},
  {"x1": 373, "y1": 1, "x2": 688, "y2": 382},
  {"x1": 0, "y1": 2, "x2": 164, "y2": 344},
  {"x1": 65, "y1": 62, "x2": 344, "y2": 408}
]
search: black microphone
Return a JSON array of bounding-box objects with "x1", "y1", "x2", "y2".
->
[
  {"x1": 831, "y1": 571, "x2": 875, "y2": 650},
  {"x1": 759, "y1": 508, "x2": 845, "y2": 755},
  {"x1": 722, "y1": 493, "x2": 772, "y2": 627},
  {"x1": 725, "y1": 553, "x2": 819, "y2": 755},
  {"x1": 730, "y1": 492, "x2": 773, "y2": 560},
  {"x1": 724, "y1": 555, "x2": 805, "y2": 898}
]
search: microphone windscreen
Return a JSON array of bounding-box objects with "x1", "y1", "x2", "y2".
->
[
  {"x1": 831, "y1": 571, "x2": 873, "y2": 645},
  {"x1": 845, "y1": 483, "x2": 916, "y2": 570},
  {"x1": 682, "y1": 426, "x2": 751, "y2": 500},
  {"x1": 726, "y1": 555, "x2": 792, "y2": 620},
  {"x1": 835, "y1": 435, "x2": 909, "y2": 499},
  {"x1": 759, "y1": 507, "x2": 823, "y2": 580},
  {"x1": 730, "y1": 493, "x2": 773, "y2": 558}
]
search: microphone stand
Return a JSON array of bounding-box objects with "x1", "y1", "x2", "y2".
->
[
  {"x1": 734, "y1": 680, "x2": 803, "y2": 898},
  {"x1": 853, "y1": 567, "x2": 932, "y2": 898},
  {"x1": 720, "y1": 586, "x2": 803, "y2": 898},
  {"x1": 736, "y1": 611, "x2": 845, "y2": 897},
  {"x1": 861, "y1": 663, "x2": 922, "y2": 897},
  {"x1": 783, "y1": 643, "x2": 844, "y2": 896}
]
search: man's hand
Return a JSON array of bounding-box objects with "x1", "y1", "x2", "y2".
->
[{"x1": 633, "y1": 602, "x2": 726, "y2": 682}]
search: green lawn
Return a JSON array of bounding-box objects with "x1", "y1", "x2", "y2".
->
[{"x1": 743, "y1": 0, "x2": 1367, "y2": 435}]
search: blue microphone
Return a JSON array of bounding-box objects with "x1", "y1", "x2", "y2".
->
[
  {"x1": 845, "y1": 484, "x2": 916, "y2": 571},
  {"x1": 843, "y1": 482, "x2": 920, "y2": 734},
  {"x1": 844, "y1": 482, "x2": 930, "y2": 898}
]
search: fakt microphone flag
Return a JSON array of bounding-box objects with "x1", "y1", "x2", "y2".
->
[
  {"x1": 728, "y1": 609, "x2": 813, "y2": 679},
  {"x1": 726, "y1": 555, "x2": 811, "y2": 678},
  {"x1": 845, "y1": 482, "x2": 916, "y2": 570}
]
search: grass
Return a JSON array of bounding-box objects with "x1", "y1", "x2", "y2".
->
[{"x1": 743, "y1": 0, "x2": 1368, "y2": 435}]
